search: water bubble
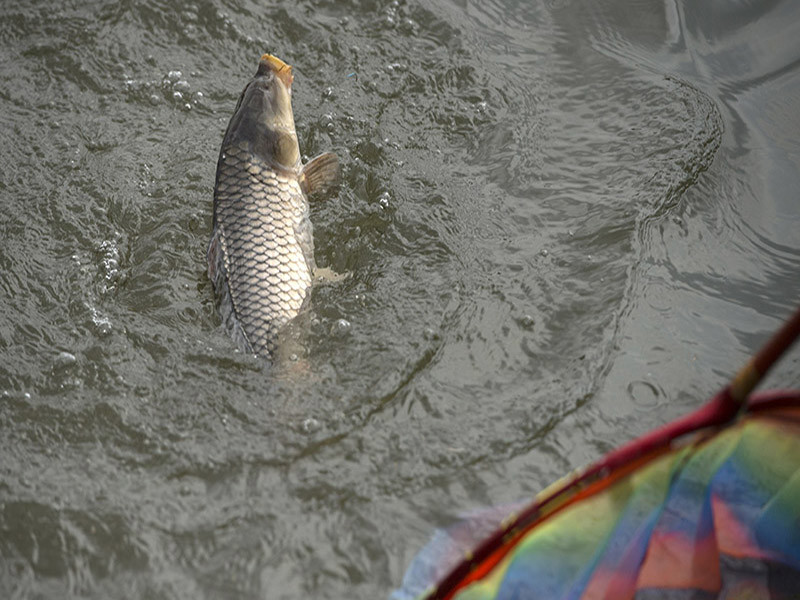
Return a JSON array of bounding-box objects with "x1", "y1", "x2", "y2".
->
[
  {"x1": 378, "y1": 192, "x2": 390, "y2": 209},
  {"x1": 184, "y1": 103, "x2": 192, "y2": 111},
  {"x1": 98, "y1": 239, "x2": 121, "y2": 293},
  {"x1": 172, "y1": 91, "x2": 183, "y2": 101},
  {"x1": 167, "y1": 70, "x2": 182, "y2": 82},
  {"x1": 423, "y1": 327, "x2": 439, "y2": 341},
  {"x1": 520, "y1": 314, "x2": 535, "y2": 330},
  {"x1": 302, "y1": 417, "x2": 321, "y2": 433},
  {"x1": 332, "y1": 318, "x2": 351, "y2": 335},
  {"x1": 174, "y1": 80, "x2": 190, "y2": 92},
  {"x1": 540, "y1": 248, "x2": 549, "y2": 257},
  {"x1": 54, "y1": 351, "x2": 77, "y2": 368},
  {"x1": 88, "y1": 306, "x2": 112, "y2": 336},
  {"x1": 100, "y1": 240, "x2": 119, "y2": 266},
  {"x1": 96, "y1": 319, "x2": 112, "y2": 336},
  {"x1": 627, "y1": 380, "x2": 660, "y2": 409},
  {"x1": 149, "y1": 94, "x2": 160, "y2": 106}
]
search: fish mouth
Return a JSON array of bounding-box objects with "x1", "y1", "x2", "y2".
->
[{"x1": 258, "y1": 54, "x2": 293, "y2": 89}]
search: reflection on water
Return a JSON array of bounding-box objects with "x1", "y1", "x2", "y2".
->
[{"x1": 0, "y1": 0, "x2": 798, "y2": 598}]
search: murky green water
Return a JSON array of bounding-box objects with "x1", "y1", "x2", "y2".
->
[{"x1": 1, "y1": 0, "x2": 799, "y2": 598}]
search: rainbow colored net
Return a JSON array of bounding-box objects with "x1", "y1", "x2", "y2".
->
[{"x1": 393, "y1": 391, "x2": 800, "y2": 600}]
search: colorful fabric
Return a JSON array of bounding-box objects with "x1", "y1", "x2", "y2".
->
[{"x1": 393, "y1": 392, "x2": 800, "y2": 600}]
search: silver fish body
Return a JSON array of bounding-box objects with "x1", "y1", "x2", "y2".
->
[
  {"x1": 208, "y1": 55, "x2": 338, "y2": 357},
  {"x1": 209, "y1": 146, "x2": 313, "y2": 356}
]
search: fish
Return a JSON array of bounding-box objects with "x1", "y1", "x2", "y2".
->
[{"x1": 207, "y1": 54, "x2": 339, "y2": 358}]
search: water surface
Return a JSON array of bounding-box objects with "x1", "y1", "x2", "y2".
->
[{"x1": 1, "y1": 0, "x2": 799, "y2": 598}]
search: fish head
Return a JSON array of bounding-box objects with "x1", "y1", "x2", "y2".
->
[{"x1": 223, "y1": 54, "x2": 301, "y2": 172}]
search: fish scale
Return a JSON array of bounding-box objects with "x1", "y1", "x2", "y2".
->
[{"x1": 209, "y1": 144, "x2": 314, "y2": 357}]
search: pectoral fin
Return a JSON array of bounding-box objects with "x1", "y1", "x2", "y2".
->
[
  {"x1": 313, "y1": 266, "x2": 349, "y2": 284},
  {"x1": 299, "y1": 152, "x2": 340, "y2": 199}
]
